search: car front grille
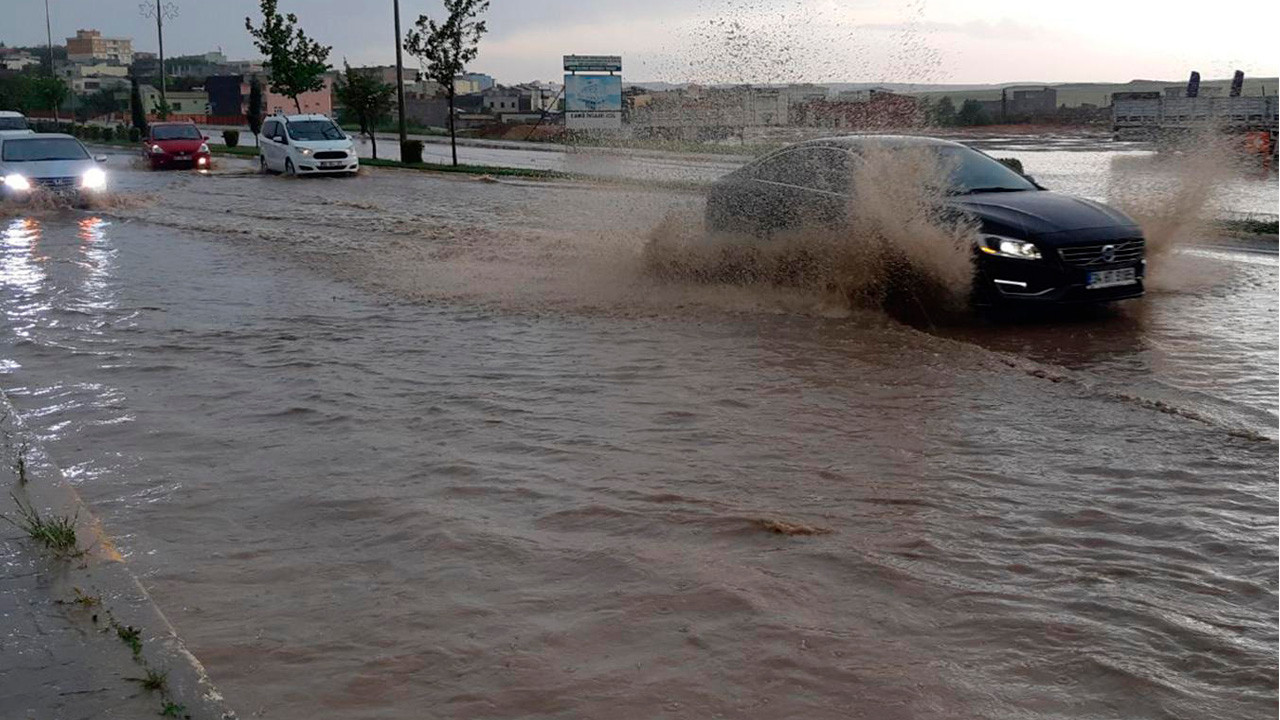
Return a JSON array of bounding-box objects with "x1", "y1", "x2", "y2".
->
[
  {"x1": 32, "y1": 176, "x2": 78, "y2": 188},
  {"x1": 1058, "y1": 238, "x2": 1145, "y2": 266},
  {"x1": 314, "y1": 151, "x2": 348, "y2": 160}
]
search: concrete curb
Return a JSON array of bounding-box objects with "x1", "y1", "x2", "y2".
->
[{"x1": 0, "y1": 389, "x2": 236, "y2": 720}]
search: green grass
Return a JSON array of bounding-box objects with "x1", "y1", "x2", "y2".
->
[
  {"x1": 3, "y1": 493, "x2": 78, "y2": 556},
  {"x1": 359, "y1": 156, "x2": 570, "y2": 179},
  {"x1": 159, "y1": 701, "x2": 187, "y2": 717},
  {"x1": 113, "y1": 621, "x2": 143, "y2": 658},
  {"x1": 1220, "y1": 218, "x2": 1279, "y2": 236},
  {"x1": 128, "y1": 667, "x2": 169, "y2": 692}
]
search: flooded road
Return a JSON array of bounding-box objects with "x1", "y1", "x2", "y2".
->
[{"x1": 1, "y1": 156, "x2": 1276, "y2": 719}]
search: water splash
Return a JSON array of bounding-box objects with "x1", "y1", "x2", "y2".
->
[{"x1": 642, "y1": 143, "x2": 977, "y2": 314}]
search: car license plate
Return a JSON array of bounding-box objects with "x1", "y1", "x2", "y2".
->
[
  {"x1": 176, "y1": 153, "x2": 189, "y2": 159},
  {"x1": 1087, "y1": 267, "x2": 1136, "y2": 289},
  {"x1": 321, "y1": 161, "x2": 343, "y2": 168}
]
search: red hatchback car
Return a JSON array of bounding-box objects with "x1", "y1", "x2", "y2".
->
[{"x1": 143, "y1": 122, "x2": 211, "y2": 170}]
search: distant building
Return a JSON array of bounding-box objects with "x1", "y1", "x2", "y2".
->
[
  {"x1": 454, "y1": 72, "x2": 495, "y2": 94},
  {"x1": 66, "y1": 29, "x2": 132, "y2": 65},
  {"x1": 792, "y1": 91, "x2": 923, "y2": 130},
  {"x1": 165, "y1": 89, "x2": 210, "y2": 115},
  {"x1": 57, "y1": 62, "x2": 130, "y2": 94},
  {"x1": 1112, "y1": 89, "x2": 1277, "y2": 138},
  {"x1": 352, "y1": 65, "x2": 421, "y2": 87},
  {"x1": 0, "y1": 49, "x2": 41, "y2": 71},
  {"x1": 205, "y1": 74, "x2": 333, "y2": 119}
]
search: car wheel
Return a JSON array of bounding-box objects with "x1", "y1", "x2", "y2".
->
[{"x1": 285, "y1": 158, "x2": 296, "y2": 177}]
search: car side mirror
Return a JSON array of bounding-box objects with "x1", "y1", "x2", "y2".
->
[
  {"x1": 202, "y1": 135, "x2": 209, "y2": 141},
  {"x1": 273, "y1": 136, "x2": 285, "y2": 143},
  {"x1": 95, "y1": 155, "x2": 107, "y2": 163}
]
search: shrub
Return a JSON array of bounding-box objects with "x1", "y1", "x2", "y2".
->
[
  {"x1": 85, "y1": 125, "x2": 101, "y2": 140},
  {"x1": 128, "y1": 127, "x2": 142, "y2": 142},
  {"x1": 996, "y1": 157, "x2": 1024, "y2": 174},
  {"x1": 400, "y1": 140, "x2": 423, "y2": 164},
  {"x1": 101, "y1": 126, "x2": 115, "y2": 141},
  {"x1": 223, "y1": 129, "x2": 240, "y2": 148}
]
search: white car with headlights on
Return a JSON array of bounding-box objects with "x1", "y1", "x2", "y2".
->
[
  {"x1": 0, "y1": 134, "x2": 108, "y2": 202},
  {"x1": 258, "y1": 113, "x2": 359, "y2": 176}
]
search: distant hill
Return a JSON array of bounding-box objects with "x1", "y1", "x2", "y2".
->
[{"x1": 624, "y1": 77, "x2": 1279, "y2": 108}]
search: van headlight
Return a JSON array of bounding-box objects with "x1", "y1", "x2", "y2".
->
[
  {"x1": 979, "y1": 235, "x2": 1041, "y2": 260},
  {"x1": 3, "y1": 174, "x2": 31, "y2": 191},
  {"x1": 81, "y1": 167, "x2": 107, "y2": 190}
]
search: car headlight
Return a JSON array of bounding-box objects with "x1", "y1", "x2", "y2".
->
[
  {"x1": 81, "y1": 167, "x2": 107, "y2": 190},
  {"x1": 979, "y1": 235, "x2": 1041, "y2": 260},
  {"x1": 150, "y1": 144, "x2": 164, "y2": 154},
  {"x1": 3, "y1": 174, "x2": 31, "y2": 191},
  {"x1": 300, "y1": 148, "x2": 313, "y2": 156},
  {"x1": 198, "y1": 143, "x2": 209, "y2": 154}
]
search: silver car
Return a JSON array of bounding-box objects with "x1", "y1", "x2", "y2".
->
[{"x1": 0, "y1": 133, "x2": 108, "y2": 201}]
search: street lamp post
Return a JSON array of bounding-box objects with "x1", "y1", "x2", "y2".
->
[
  {"x1": 393, "y1": 0, "x2": 408, "y2": 147},
  {"x1": 139, "y1": 1, "x2": 179, "y2": 111},
  {"x1": 44, "y1": 0, "x2": 58, "y2": 121}
]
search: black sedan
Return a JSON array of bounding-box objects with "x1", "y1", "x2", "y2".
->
[{"x1": 705, "y1": 136, "x2": 1146, "y2": 305}]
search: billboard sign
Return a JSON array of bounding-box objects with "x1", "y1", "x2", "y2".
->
[
  {"x1": 566, "y1": 111, "x2": 622, "y2": 130},
  {"x1": 565, "y1": 74, "x2": 621, "y2": 113},
  {"x1": 564, "y1": 74, "x2": 621, "y2": 130},
  {"x1": 564, "y1": 55, "x2": 622, "y2": 72}
]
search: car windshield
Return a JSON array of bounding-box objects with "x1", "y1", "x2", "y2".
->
[
  {"x1": 1, "y1": 138, "x2": 89, "y2": 162},
  {"x1": 152, "y1": 125, "x2": 202, "y2": 140},
  {"x1": 937, "y1": 146, "x2": 1038, "y2": 194},
  {"x1": 287, "y1": 120, "x2": 344, "y2": 141},
  {"x1": 0, "y1": 117, "x2": 29, "y2": 131}
]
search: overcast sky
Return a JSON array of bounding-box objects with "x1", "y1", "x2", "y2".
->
[{"x1": 4, "y1": 0, "x2": 1276, "y2": 85}]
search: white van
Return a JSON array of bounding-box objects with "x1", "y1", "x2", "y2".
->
[{"x1": 258, "y1": 114, "x2": 358, "y2": 176}]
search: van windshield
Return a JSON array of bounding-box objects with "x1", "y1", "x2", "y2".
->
[
  {"x1": 287, "y1": 120, "x2": 344, "y2": 141},
  {"x1": 1, "y1": 137, "x2": 89, "y2": 161}
]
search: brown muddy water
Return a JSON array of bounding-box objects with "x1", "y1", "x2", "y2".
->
[{"x1": 1, "y1": 154, "x2": 1276, "y2": 719}]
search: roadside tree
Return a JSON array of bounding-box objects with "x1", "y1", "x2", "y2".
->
[
  {"x1": 956, "y1": 99, "x2": 991, "y2": 127},
  {"x1": 403, "y1": 0, "x2": 489, "y2": 166},
  {"x1": 30, "y1": 76, "x2": 68, "y2": 120},
  {"x1": 930, "y1": 96, "x2": 956, "y2": 126},
  {"x1": 130, "y1": 77, "x2": 148, "y2": 134},
  {"x1": 247, "y1": 76, "x2": 265, "y2": 146},
  {"x1": 335, "y1": 63, "x2": 395, "y2": 159},
  {"x1": 245, "y1": 0, "x2": 332, "y2": 113}
]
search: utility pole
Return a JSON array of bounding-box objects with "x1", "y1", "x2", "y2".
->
[
  {"x1": 44, "y1": 0, "x2": 58, "y2": 121},
  {"x1": 393, "y1": 0, "x2": 408, "y2": 147},
  {"x1": 140, "y1": 1, "x2": 178, "y2": 111}
]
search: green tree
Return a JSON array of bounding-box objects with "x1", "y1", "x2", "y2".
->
[
  {"x1": 955, "y1": 98, "x2": 991, "y2": 127},
  {"x1": 152, "y1": 98, "x2": 173, "y2": 120},
  {"x1": 85, "y1": 88, "x2": 120, "y2": 118},
  {"x1": 130, "y1": 77, "x2": 149, "y2": 134},
  {"x1": 929, "y1": 96, "x2": 956, "y2": 127},
  {"x1": 0, "y1": 75, "x2": 33, "y2": 113},
  {"x1": 29, "y1": 76, "x2": 68, "y2": 119},
  {"x1": 245, "y1": 0, "x2": 333, "y2": 113},
  {"x1": 334, "y1": 63, "x2": 395, "y2": 159},
  {"x1": 403, "y1": 0, "x2": 489, "y2": 166},
  {"x1": 247, "y1": 76, "x2": 265, "y2": 146}
]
